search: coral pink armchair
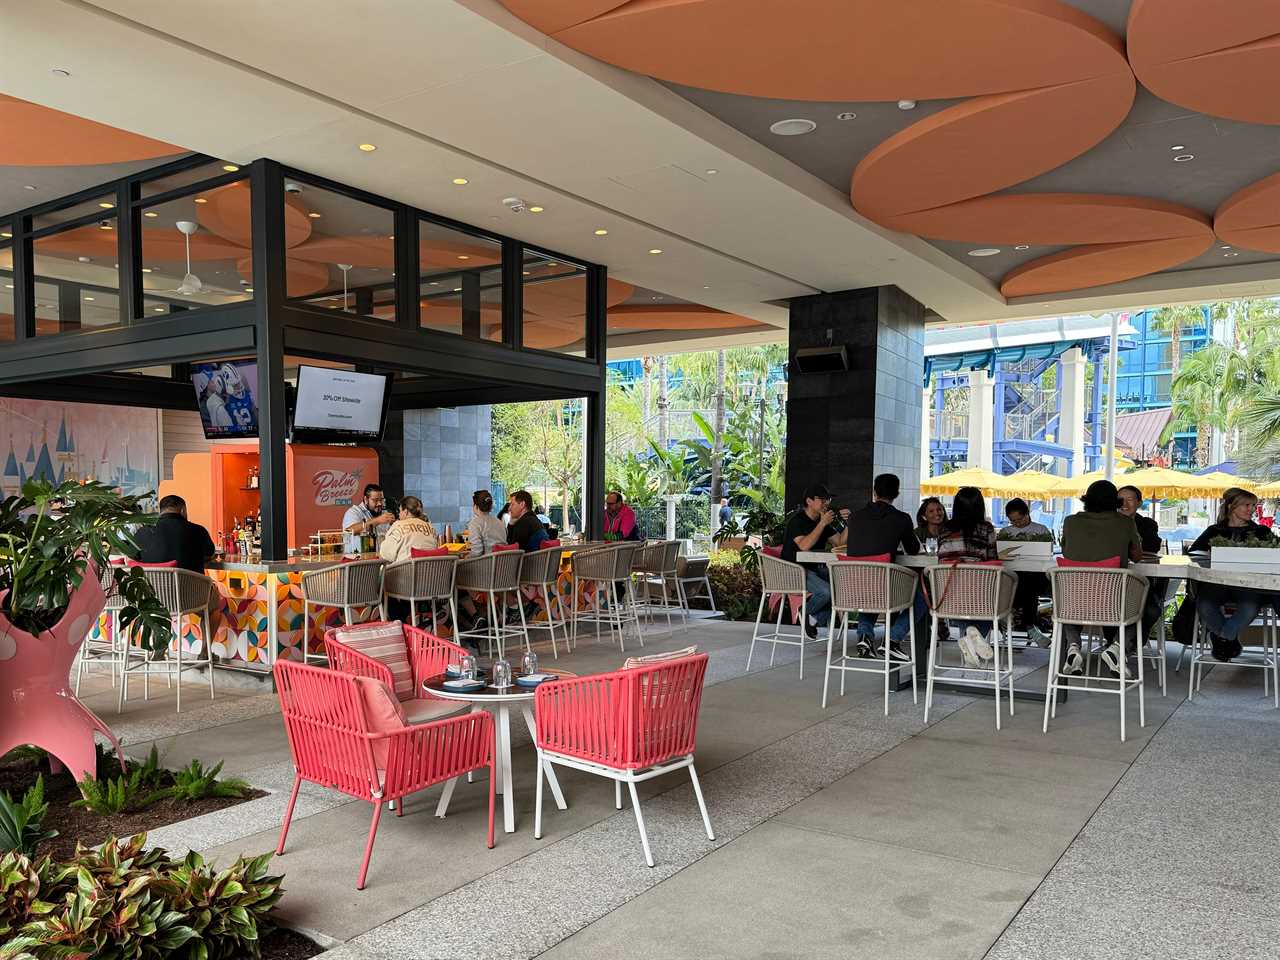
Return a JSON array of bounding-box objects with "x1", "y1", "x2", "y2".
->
[
  {"x1": 273, "y1": 660, "x2": 495, "y2": 890},
  {"x1": 324, "y1": 621, "x2": 468, "y2": 724},
  {"x1": 532, "y1": 653, "x2": 714, "y2": 867}
]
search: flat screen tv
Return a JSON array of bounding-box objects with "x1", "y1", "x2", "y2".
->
[
  {"x1": 191, "y1": 360, "x2": 259, "y2": 439},
  {"x1": 290, "y1": 366, "x2": 393, "y2": 444}
]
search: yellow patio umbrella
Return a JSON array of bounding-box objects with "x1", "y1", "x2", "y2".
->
[
  {"x1": 1197, "y1": 472, "x2": 1253, "y2": 496},
  {"x1": 1256, "y1": 479, "x2": 1280, "y2": 498},
  {"x1": 1114, "y1": 466, "x2": 1235, "y2": 499},
  {"x1": 1046, "y1": 469, "x2": 1108, "y2": 498},
  {"x1": 996, "y1": 470, "x2": 1064, "y2": 500},
  {"x1": 921, "y1": 467, "x2": 1044, "y2": 499}
]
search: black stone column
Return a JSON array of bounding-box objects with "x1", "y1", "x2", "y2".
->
[{"x1": 786, "y1": 285, "x2": 925, "y2": 513}]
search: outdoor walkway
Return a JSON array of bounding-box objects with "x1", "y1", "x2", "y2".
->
[{"x1": 87, "y1": 619, "x2": 1280, "y2": 959}]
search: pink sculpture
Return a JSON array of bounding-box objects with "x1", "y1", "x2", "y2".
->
[{"x1": 0, "y1": 564, "x2": 126, "y2": 781}]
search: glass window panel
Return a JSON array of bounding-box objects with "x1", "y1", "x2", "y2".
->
[
  {"x1": 288, "y1": 183, "x2": 395, "y2": 321},
  {"x1": 1151, "y1": 374, "x2": 1172, "y2": 398},
  {"x1": 138, "y1": 179, "x2": 254, "y2": 317},
  {"x1": 140, "y1": 160, "x2": 240, "y2": 198},
  {"x1": 32, "y1": 216, "x2": 121, "y2": 335},
  {"x1": 1, "y1": 241, "x2": 13, "y2": 343},
  {"x1": 418, "y1": 219, "x2": 502, "y2": 341},
  {"x1": 32, "y1": 194, "x2": 117, "y2": 232},
  {"x1": 521, "y1": 250, "x2": 588, "y2": 356}
]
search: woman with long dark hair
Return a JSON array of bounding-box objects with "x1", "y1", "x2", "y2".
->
[
  {"x1": 934, "y1": 487, "x2": 999, "y2": 665},
  {"x1": 915, "y1": 497, "x2": 948, "y2": 544}
]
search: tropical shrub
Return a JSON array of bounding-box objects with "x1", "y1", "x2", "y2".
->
[
  {"x1": 706, "y1": 552, "x2": 762, "y2": 622},
  {"x1": 71, "y1": 748, "x2": 167, "y2": 816},
  {"x1": 164, "y1": 760, "x2": 250, "y2": 803},
  {"x1": 0, "y1": 834, "x2": 284, "y2": 960},
  {"x1": 0, "y1": 777, "x2": 57, "y2": 858}
]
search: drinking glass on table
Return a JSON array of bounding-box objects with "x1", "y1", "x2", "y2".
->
[
  {"x1": 925, "y1": 537, "x2": 938, "y2": 555},
  {"x1": 492, "y1": 658, "x2": 512, "y2": 689},
  {"x1": 521, "y1": 650, "x2": 539, "y2": 677},
  {"x1": 459, "y1": 653, "x2": 477, "y2": 680}
]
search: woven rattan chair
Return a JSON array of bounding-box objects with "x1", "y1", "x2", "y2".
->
[
  {"x1": 822, "y1": 560, "x2": 919, "y2": 715},
  {"x1": 383, "y1": 555, "x2": 458, "y2": 634},
  {"x1": 675, "y1": 556, "x2": 716, "y2": 614},
  {"x1": 634, "y1": 540, "x2": 687, "y2": 633},
  {"x1": 519, "y1": 545, "x2": 566, "y2": 658},
  {"x1": 300, "y1": 559, "x2": 387, "y2": 665},
  {"x1": 749, "y1": 551, "x2": 821, "y2": 677},
  {"x1": 570, "y1": 543, "x2": 642, "y2": 652},
  {"x1": 455, "y1": 549, "x2": 528, "y2": 658},
  {"x1": 924, "y1": 563, "x2": 1017, "y2": 730},
  {"x1": 1044, "y1": 566, "x2": 1149, "y2": 742},
  {"x1": 118, "y1": 566, "x2": 217, "y2": 713},
  {"x1": 76, "y1": 563, "x2": 132, "y2": 701}
]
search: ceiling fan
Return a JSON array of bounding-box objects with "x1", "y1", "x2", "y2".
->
[{"x1": 170, "y1": 220, "x2": 203, "y2": 295}]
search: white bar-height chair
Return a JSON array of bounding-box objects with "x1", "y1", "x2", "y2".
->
[
  {"x1": 924, "y1": 563, "x2": 1017, "y2": 729},
  {"x1": 518, "y1": 545, "x2": 566, "y2": 659},
  {"x1": 570, "y1": 543, "x2": 643, "y2": 652},
  {"x1": 629, "y1": 541, "x2": 665, "y2": 627},
  {"x1": 1187, "y1": 600, "x2": 1279, "y2": 708},
  {"x1": 300, "y1": 559, "x2": 387, "y2": 664},
  {"x1": 1043, "y1": 566, "x2": 1149, "y2": 742},
  {"x1": 675, "y1": 555, "x2": 716, "y2": 614},
  {"x1": 76, "y1": 564, "x2": 130, "y2": 699},
  {"x1": 631, "y1": 541, "x2": 686, "y2": 633},
  {"x1": 748, "y1": 552, "x2": 821, "y2": 677},
  {"x1": 454, "y1": 550, "x2": 528, "y2": 658},
  {"x1": 653, "y1": 539, "x2": 689, "y2": 632},
  {"x1": 119, "y1": 567, "x2": 218, "y2": 713},
  {"x1": 383, "y1": 554, "x2": 458, "y2": 633},
  {"x1": 821, "y1": 560, "x2": 919, "y2": 715}
]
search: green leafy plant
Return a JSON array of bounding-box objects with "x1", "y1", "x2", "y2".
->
[
  {"x1": 996, "y1": 530, "x2": 1055, "y2": 542},
  {"x1": 0, "y1": 833, "x2": 285, "y2": 960},
  {"x1": 0, "y1": 479, "x2": 171, "y2": 653},
  {"x1": 706, "y1": 551, "x2": 764, "y2": 621},
  {"x1": 71, "y1": 750, "x2": 169, "y2": 816},
  {"x1": 0, "y1": 776, "x2": 57, "y2": 858},
  {"x1": 1207, "y1": 536, "x2": 1280, "y2": 549},
  {"x1": 164, "y1": 759, "x2": 251, "y2": 803}
]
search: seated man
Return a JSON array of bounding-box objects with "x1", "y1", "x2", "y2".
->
[
  {"x1": 134, "y1": 494, "x2": 216, "y2": 572},
  {"x1": 999, "y1": 498, "x2": 1052, "y2": 644},
  {"x1": 507, "y1": 489, "x2": 548, "y2": 551},
  {"x1": 842, "y1": 473, "x2": 924, "y2": 662},
  {"x1": 781, "y1": 483, "x2": 848, "y2": 639},
  {"x1": 1118, "y1": 484, "x2": 1166, "y2": 645}
]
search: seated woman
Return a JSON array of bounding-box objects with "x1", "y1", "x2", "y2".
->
[
  {"x1": 1058, "y1": 480, "x2": 1143, "y2": 676},
  {"x1": 936, "y1": 486, "x2": 999, "y2": 665},
  {"x1": 455, "y1": 490, "x2": 509, "y2": 636},
  {"x1": 379, "y1": 496, "x2": 438, "y2": 624},
  {"x1": 999, "y1": 498, "x2": 1052, "y2": 645},
  {"x1": 1188, "y1": 487, "x2": 1274, "y2": 662},
  {"x1": 915, "y1": 497, "x2": 948, "y2": 547}
]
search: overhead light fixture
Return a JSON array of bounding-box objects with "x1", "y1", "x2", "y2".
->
[
  {"x1": 77, "y1": 256, "x2": 91, "y2": 263},
  {"x1": 703, "y1": 285, "x2": 710, "y2": 289},
  {"x1": 967, "y1": 247, "x2": 1001, "y2": 257},
  {"x1": 358, "y1": 143, "x2": 377, "y2": 152},
  {"x1": 154, "y1": 307, "x2": 165, "y2": 313},
  {"x1": 143, "y1": 211, "x2": 158, "y2": 218},
  {"x1": 1014, "y1": 244, "x2": 1030, "y2": 251},
  {"x1": 1173, "y1": 153, "x2": 1195, "y2": 162},
  {"x1": 98, "y1": 223, "x2": 113, "y2": 231},
  {"x1": 522, "y1": 270, "x2": 531, "y2": 276},
  {"x1": 452, "y1": 287, "x2": 462, "y2": 292},
  {"x1": 23, "y1": 185, "x2": 36, "y2": 191},
  {"x1": 222, "y1": 164, "x2": 240, "y2": 172},
  {"x1": 1221, "y1": 244, "x2": 1232, "y2": 250},
  {"x1": 245, "y1": 286, "x2": 254, "y2": 292},
  {"x1": 769, "y1": 118, "x2": 817, "y2": 136},
  {"x1": 594, "y1": 229, "x2": 609, "y2": 236},
  {"x1": 50, "y1": 68, "x2": 71, "y2": 77},
  {"x1": 547, "y1": 261, "x2": 558, "y2": 267},
  {"x1": 528, "y1": 205, "x2": 544, "y2": 213},
  {"x1": 0, "y1": 231, "x2": 10, "y2": 238},
  {"x1": 1224, "y1": 251, "x2": 1240, "y2": 258},
  {"x1": 897, "y1": 100, "x2": 917, "y2": 110},
  {"x1": 4, "y1": 284, "x2": 12, "y2": 289},
  {"x1": 457, "y1": 255, "x2": 470, "y2": 260},
  {"x1": 97, "y1": 201, "x2": 113, "y2": 209},
  {"x1": 452, "y1": 178, "x2": 468, "y2": 185},
  {"x1": 836, "y1": 111, "x2": 857, "y2": 121},
  {"x1": 705, "y1": 169, "x2": 718, "y2": 176},
  {"x1": 307, "y1": 212, "x2": 321, "y2": 219},
  {"x1": 648, "y1": 248, "x2": 663, "y2": 255},
  {"x1": 194, "y1": 197, "x2": 208, "y2": 203},
  {"x1": 83, "y1": 296, "x2": 95, "y2": 302},
  {"x1": 141, "y1": 268, "x2": 152, "y2": 273},
  {"x1": 1170, "y1": 145, "x2": 1186, "y2": 151}
]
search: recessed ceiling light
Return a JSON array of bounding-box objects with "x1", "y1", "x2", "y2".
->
[
  {"x1": 4, "y1": 284, "x2": 12, "y2": 289},
  {"x1": 967, "y1": 247, "x2": 1001, "y2": 257},
  {"x1": 1224, "y1": 251, "x2": 1240, "y2": 258},
  {"x1": 705, "y1": 169, "x2": 718, "y2": 176},
  {"x1": 452, "y1": 287, "x2": 462, "y2": 292},
  {"x1": 648, "y1": 248, "x2": 663, "y2": 255},
  {"x1": 522, "y1": 270, "x2": 531, "y2": 276},
  {"x1": 358, "y1": 143, "x2": 377, "y2": 152},
  {"x1": 194, "y1": 197, "x2": 208, "y2": 203},
  {"x1": 1170, "y1": 145, "x2": 1186, "y2": 151},
  {"x1": 547, "y1": 261, "x2": 558, "y2": 267},
  {"x1": 1014, "y1": 244, "x2": 1030, "y2": 251},
  {"x1": 529, "y1": 205, "x2": 544, "y2": 213},
  {"x1": 897, "y1": 100, "x2": 917, "y2": 110},
  {"x1": 769, "y1": 118, "x2": 817, "y2": 136},
  {"x1": 0, "y1": 231, "x2": 11, "y2": 238},
  {"x1": 703, "y1": 285, "x2": 710, "y2": 289},
  {"x1": 1221, "y1": 244, "x2": 1232, "y2": 250},
  {"x1": 153, "y1": 307, "x2": 165, "y2": 313},
  {"x1": 651, "y1": 296, "x2": 661, "y2": 301},
  {"x1": 452, "y1": 178, "x2": 469, "y2": 185},
  {"x1": 50, "y1": 68, "x2": 71, "y2": 77},
  {"x1": 836, "y1": 111, "x2": 857, "y2": 121},
  {"x1": 1173, "y1": 153, "x2": 1195, "y2": 162},
  {"x1": 83, "y1": 296, "x2": 95, "y2": 302},
  {"x1": 457, "y1": 255, "x2": 470, "y2": 260},
  {"x1": 98, "y1": 223, "x2": 113, "y2": 231},
  {"x1": 429, "y1": 281, "x2": 439, "y2": 286},
  {"x1": 77, "y1": 256, "x2": 91, "y2": 263},
  {"x1": 97, "y1": 201, "x2": 113, "y2": 209},
  {"x1": 307, "y1": 212, "x2": 321, "y2": 219},
  {"x1": 141, "y1": 267, "x2": 152, "y2": 273},
  {"x1": 143, "y1": 211, "x2": 158, "y2": 218},
  {"x1": 23, "y1": 185, "x2": 36, "y2": 191},
  {"x1": 245, "y1": 286, "x2": 254, "y2": 292},
  {"x1": 221, "y1": 164, "x2": 240, "y2": 172},
  {"x1": 594, "y1": 229, "x2": 609, "y2": 236}
]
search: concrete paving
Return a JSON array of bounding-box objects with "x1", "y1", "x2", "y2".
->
[{"x1": 74, "y1": 618, "x2": 1280, "y2": 958}]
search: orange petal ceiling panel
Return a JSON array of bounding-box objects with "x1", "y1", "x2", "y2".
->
[
  {"x1": 1000, "y1": 233, "x2": 1215, "y2": 299},
  {"x1": 1127, "y1": 0, "x2": 1280, "y2": 124},
  {"x1": 607, "y1": 304, "x2": 766, "y2": 331},
  {"x1": 1215, "y1": 172, "x2": 1280, "y2": 254},
  {"x1": 0, "y1": 95, "x2": 184, "y2": 165},
  {"x1": 290, "y1": 235, "x2": 394, "y2": 270},
  {"x1": 197, "y1": 182, "x2": 314, "y2": 250},
  {"x1": 524, "y1": 0, "x2": 1125, "y2": 101},
  {"x1": 878, "y1": 194, "x2": 1211, "y2": 245},
  {"x1": 40, "y1": 225, "x2": 246, "y2": 262},
  {"x1": 852, "y1": 75, "x2": 1134, "y2": 220}
]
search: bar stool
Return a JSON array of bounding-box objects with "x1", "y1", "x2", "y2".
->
[
  {"x1": 383, "y1": 554, "x2": 458, "y2": 633},
  {"x1": 635, "y1": 540, "x2": 687, "y2": 633},
  {"x1": 1043, "y1": 566, "x2": 1149, "y2": 742},
  {"x1": 300, "y1": 559, "x2": 387, "y2": 664},
  {"x1": 76, "y1": 564, "x2": 130, "y2": 700},
  {"x1": 675, "y1": 556, "x2": 716, "y2": 614},
  {"x1": 1187, "y1": 601, "x2": 1279, "y2": 708},
  {"x1": 119, "y1": 567, "x2": 218, "y2": 713},
  {"x1": 455, "y1": 549, "x2": 528, "y2": 658},
  {"x1": 924, "y1": 563, "x2": 1017, "y2": 730},
  {"x1": 748, "y1": 551, "x2": 819, "y2": 677},
  {"x1": 822, "y1": 560, "x2": 919, "y2": 715},
  {"x1": 571, "y1": 543, "x2": 642, "y2": 652},
  {"x1": 519, "y1": 545, "x2": 566, "y2": 658}
]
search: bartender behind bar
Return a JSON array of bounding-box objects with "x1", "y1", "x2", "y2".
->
[
  {"x1": 134, "y1": 495, "x2": 217, "y2": 572},
  {"x1": 343, "y1": 483, "x2": 395, "y2": 555}
]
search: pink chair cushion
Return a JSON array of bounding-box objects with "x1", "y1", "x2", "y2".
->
[
  {"x1": 762, "y1": 545, "x2": 783, "y2": 558},
  {"x1": 410, "y1": 547, "x2": 451, "y2": 558},
  {"x1": 622, "y1": 645, "x2": 698, "y2": 670},
  {"x1": 540, "y1": 540, "x2": 562, "y2": 549},
  {"x1": 1056, "y1": 556, "x2": 1121, "y2": 568},
  {"x1": 837, "y1": 553, "x2": 892, "y2": 563},
  {"x1": 334, "y1": 621, "x2": 414, "y2": 701},
  {"x1": 127, "y1": 559, "x2": 178, "y2": 568},
  {"x1": 353, "y1": 676, "x2": 406, "y2": 769},
  {"x1": 401, "y1": 698, "x2": 467, "y2": 724},
  {"x1": 493, "y1": 543, "x2": 520, "y2": 552}
]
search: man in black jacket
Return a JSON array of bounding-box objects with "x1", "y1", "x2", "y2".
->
[
  {"x1": 1118, "y1": 484, "x2": 1167, "y2": 649},
  {"x1": 134, "y1": 495, "x2": 216, "y2": 572}
]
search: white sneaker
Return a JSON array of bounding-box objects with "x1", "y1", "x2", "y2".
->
[
  {"x1": 958, "y1": 627, "x2": 982, "y2": 667},
  {"x1": 1101, "y1": 642, "x2": 1127, "y2": 678},
  {"x1": 973, "y1": 628, "x2": 995, "y2": 661},
  {"x1": 1062, "y1": 644, "x2": 1083, "y2": 675},
  {"x1": 1028, "y1": 625, "x2": 1049, "y2": 647}
]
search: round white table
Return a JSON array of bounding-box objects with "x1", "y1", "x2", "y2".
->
[{"x1": 423, "y1": 674, "x2": 570, "y2": 834}]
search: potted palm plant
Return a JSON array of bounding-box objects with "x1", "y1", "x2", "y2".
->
[{"x1": 0, "y1": 480, "x2": 169, "y2": 780}]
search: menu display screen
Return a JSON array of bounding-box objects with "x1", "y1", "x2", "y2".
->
[
  {"x1": 291, "y1": 366, "x2": 391, "y2": 441},
  {"x1": 191, "y1": 360, "x2": 259, "y2": 439}
]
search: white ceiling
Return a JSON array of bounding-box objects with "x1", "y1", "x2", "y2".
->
[{"x1": 2, "y1": 0, "x2": 1277, "y2": 345}]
